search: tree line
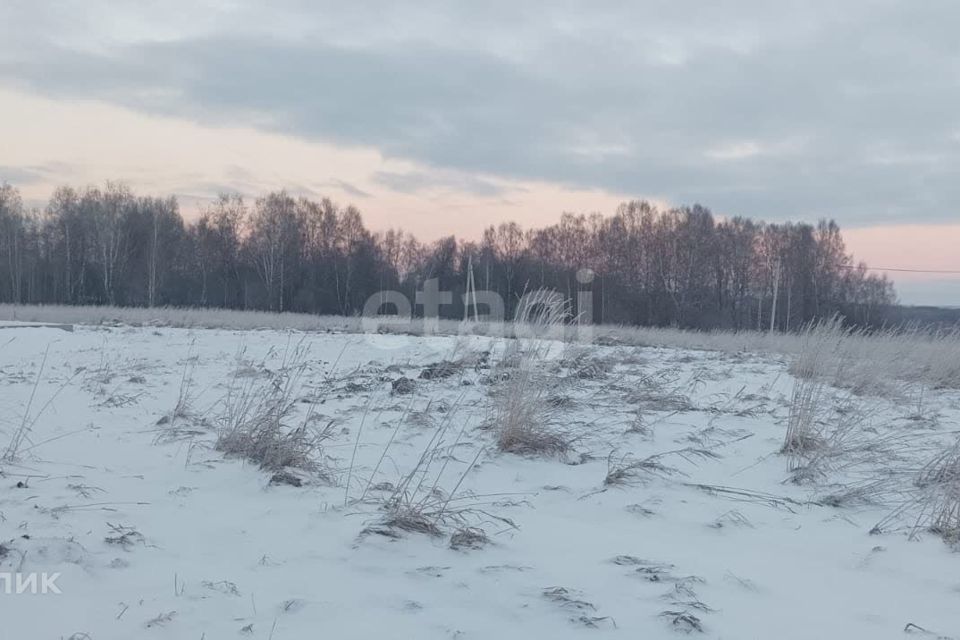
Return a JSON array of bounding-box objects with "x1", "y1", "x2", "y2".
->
[{"x1": 0, "y1": 181, "x2": 896, "y2": 330}]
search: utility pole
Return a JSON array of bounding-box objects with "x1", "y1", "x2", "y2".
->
[
  {"x1": 769, "y1": 258, "x2": 781, "y2": 333},
  {"x1": 464, "y1": 254, "x2": 479, "y2": 322}
]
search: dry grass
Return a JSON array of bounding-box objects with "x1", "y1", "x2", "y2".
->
[
  {"x1": 449, "y1": 527, "x2": 490, "y2": 550},
  {"x1": 912, "y1": 441, "x2": 960, "y2": 543},
  {"x1": 779, "y1": 322, "x2": 928, "y2": 501},
  {"x1": 2, "y1": 345, "x2": 51, "y2": 462},
  {"x1": 788, "y1": 318, "x2": 960, "y2": 395},
  {"x1": 872, "y1": 437, "x2": 960, "y2": 545},
  {"x1": 170, "y1": 353, "x2": 199, "y2": 423},
  {"x1": 626, "y1": 369, "x2": 698, "y2": 413},
  {"x1": 604, "y1": 448, "x2": 720, "y2": 486},
  {"x1": 781, "y1": 376, "x2": 828, "y2": 463},
  {"x1": 5, "y1": 303, "x2": 960, "y2": 392},
  {"x1": 781, "y1": 318, "x2": 919, "y2": 487},
  {"x1": 491, "y1": 364, "x2": 571, "y2": 456},
  {"x1": 659, "y1": 609, "x2": 705, "y2": 633},
  {"x1": 361, "y1": 398, "x2": 515, "y2": 540},
  {"x1": 371, "y1": 440, "x2": 513, "y2": 538},
  {"x1": 2, "y1": 345, "x2": 78, "y2": 463},
  {"x1": 153, "y1": 350, "x2": 207, "y2": 443},
  {"x1": 782, "y1": 379, "x2": 901, "y2": 485},
  {"x1": 491, "y1": 289, "x2": 574, "y2": 457},
  {"x1": 215, "y1": 342, "x2": 334, "y2": 476},
  {"x1": 789, "y1": 317, "x2": 847, "y2": 380}
]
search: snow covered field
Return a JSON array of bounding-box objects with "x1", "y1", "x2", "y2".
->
[{"x1": 3, "y1": 320, "x2": 960, "y2": 639}]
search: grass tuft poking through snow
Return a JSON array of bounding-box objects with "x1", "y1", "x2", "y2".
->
[
  {"x1": 361, "y1": 394, "x2": 516, "y2": 540},
  {"x1": 914, "y1": 439, "x2": 960, "y2": 544},
  {"x1": 492, "y1": 363, "x2": 571, "y2": 456},
  {"x1": 492, "y1": 289, "x2": 574, "y2": 457},
  {"x1": 604, "y1": 448, "x2": 721, "y2": 487},
  {"x1": 783, "y1": 322, "x2": 909, "y2": 486},
  {"x1": 215, "y1": 341, "x2": 334, "y2": 477},
  {"x1": 781, "y1": 375, "x2": 827, "y2": 463},
  {"x1": 2, "y1": 343, "x2": 77, "y2": 463}
]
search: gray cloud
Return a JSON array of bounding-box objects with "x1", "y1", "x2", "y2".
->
[
  {"x1": 328, "y1": 180, "x2": 371, "y2": 199},
  {"x1": 0, "y1": 162, "x2": 77, "y2": 186},
  {"x1": 371, "y1": 170, "x2": 512, "y2": 198},
  {"x1": 1, "y1": 1, "x2": 959, "y2": 224},
  {"x1": 0, "y1": 166, "x2": 47, "y2": 185}
]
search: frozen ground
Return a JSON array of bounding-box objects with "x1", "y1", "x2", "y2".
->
[{"x1": 2, "y1": 323, "x2": 960, "y2": 639}]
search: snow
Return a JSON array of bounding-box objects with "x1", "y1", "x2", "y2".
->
[
  {"x1": 2, "y1": 325, "x2": 959, "y2": 639},
  {"x1": 0, "y1": 321, "x2": 72, "y2": 331}
]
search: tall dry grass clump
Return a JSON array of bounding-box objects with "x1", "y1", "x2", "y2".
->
[
  {"x1": 359, "y1": 400, "x2": 515, "y2": 541},
  {"x1": 782, "y1": 320, "x2": 901, "y2": 484},
  {"x1": 492, "y1": 365, "x2": 569, "y2": 455},
  {"x1": 491, "y1": 289, "x2": 572, "y2": 456},
  {"x1": 912, "y1": 441, "x2": 960, "y2": 543},
  {"x1": 789, "y1": 317, "x2": 848, "y2": 381},
  {"x1": 782, "y1": 320, "x2": 839, "y2": 469},
  {"x1": 781, "y1": 376, "x2": 827, "y2": 464},
  {"x1": 784, "y1": 390, "x2": 895, "y2": 485},
  {"x1": 915, "y1": 327, "x2": 960, "y2": 390},
  {"x1": 378, "y1": 425, "x2": 488, "y2": 536},
  {"x1": 215, "y1": 343, "x2": 333, "y2": 477},
  {"x1": 873, "y1": 437, "x2": 960, "y2": 543}
]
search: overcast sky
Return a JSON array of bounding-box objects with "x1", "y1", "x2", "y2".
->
[{"x1": 0, "y1": 1, "x2": 958, "y2": 304}]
